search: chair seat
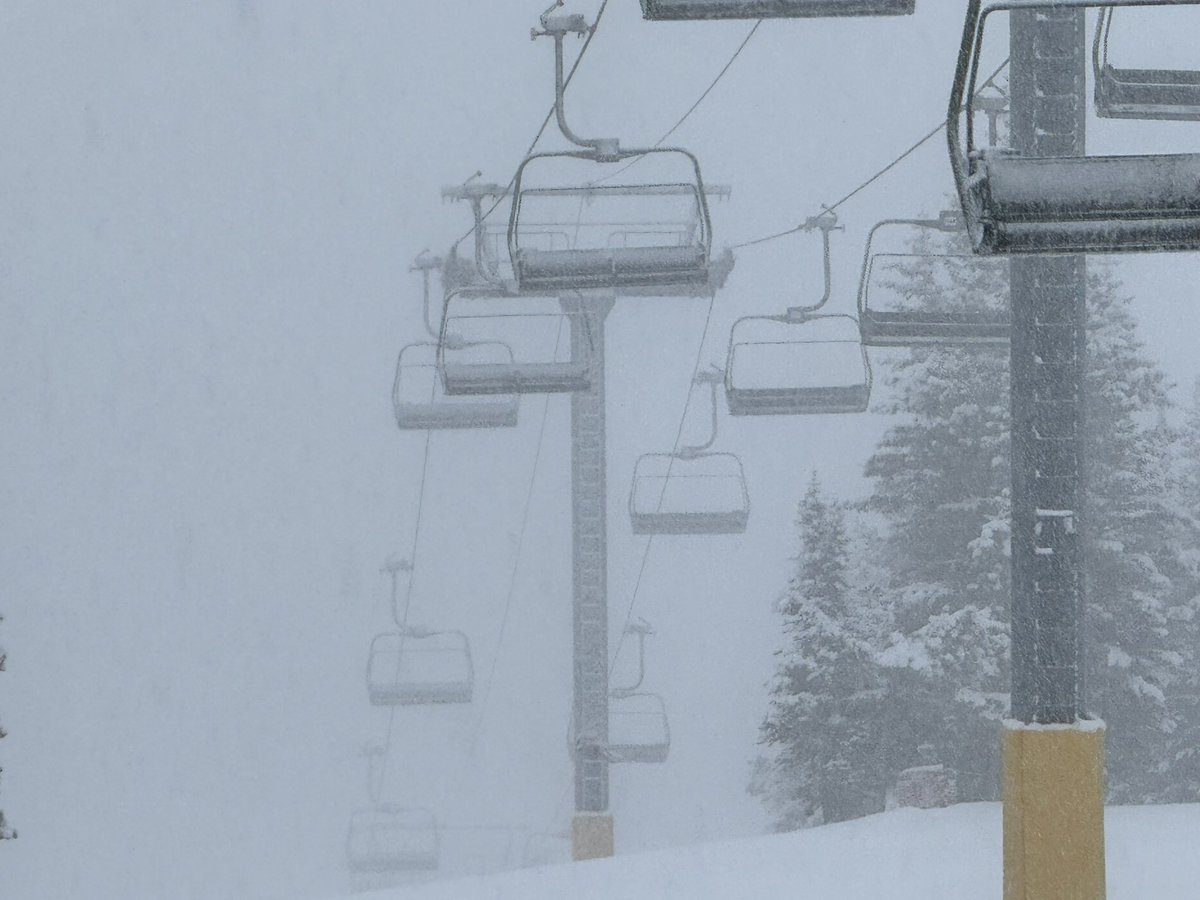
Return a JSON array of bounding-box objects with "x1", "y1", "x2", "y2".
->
[
  {"x1": 859, "y1": 310, "x2": 1009, "y2": 347},
  {"x1": 441, "y1": 362, "x2": 592, "y2": 395},
  {"x1": 393, "y1": 400, "x2": 518, "y2": 431},
  {"x1": 726, "y1": 383, "x2": 870, "y2": 416},
  {"x1": 641, "y1": 0, "x2": 913, "y2": 19},
  {"x1": 515, "y1": 245, "x2": 708, "y2": 291},
  {"x1": 631, "y1": 508, "x2": 748, "y2": 535},
  {"x1": 368, "y1": 681, "x2": 473, "y2": 706},
  {"x1": 1098, "y1": 65, "x2": 1200, "y2": 121},
  {"x1": 977, "y1": 153, "x2": 1200, "y2": 254}
]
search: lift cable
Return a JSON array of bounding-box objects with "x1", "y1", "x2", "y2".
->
[
  {"x1": 536, "y1": 290, "x2": 722, "y2": 843},
  {"x1": 603, "y1": 54, "x2": 1009, "y2": 720},
  {"x1": 609, "y1": 289, "x2": 720, "y2": 674},
  {"x1": 730, "y1": 57, "x2": 1010, "y2": 251},
  {"x1": 591, "y1": 19, "x2": 763, "y2": 186},
  {"x1": 450, "y1": 0, "x2": 612, "y2": 254},
  {"x1": 466, "y1": 331, "x2": 565, "y2": 756},
  {"x1": 377, "y1": 426, "x2": 437, "y2": 799}
]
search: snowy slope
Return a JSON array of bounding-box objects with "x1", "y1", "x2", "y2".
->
[{"x1": 339, "y1": 803, "x2": 1200, "y2": 900}]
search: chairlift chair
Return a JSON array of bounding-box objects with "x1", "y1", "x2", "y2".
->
[
  {"x1": 605, "y1": 620, "x2": 671, "y2": 763},
  {"x1": 629, "y1": 452, "x2": 749, "y2": 534},
  {"x1": 393, "y1": 343, "x2": 519, "y2": 429},
  {"x1": 609, "y1": 693, "x2": 671, "y2": 763},
  {"x1": 366, "y1": 628, "x2": 474, "y2": 706},
  {"x1": 1094, "y1": 6, "x2": 1200, "y2": 120},
  {"x1": 438, "y1": 292, "x2": 594, "y2": 395},
  {"x1": 724, "y1": 215, "x2": 871, "y2": 414},
  {"x1": 949, "y1": 0, "x2": 1200, "y2": 255},
  {"x1": 857, "y1": 211, "x2": 1010, "y2": 347},
  {"x1": 345, "y1": 804, "x2": 440, "y2": 874},
  {"x1": 393, "y1": 256, "x2": 520, "y2": 427},
  {"x1": 727, "y1": 314, "x2": 871, "y2": 413},
  {"x1": 640, "y1": 0, "x2": 914, "y2": 20},
  {"x1": 510, "y1": 155, "x2": 716, "y2": 295},
  {"x1": 442, "y1": 179, "x2": 592, "y2": 291},
  {"x1": 449, "y1": 181, "x2": 732, "y2": 297},
  {"x1": 628, "y1": 371, "x2": 749, "y2": 534},
  {"x1": 508, "y1": 12, "x2": 727, "y2": 296}
]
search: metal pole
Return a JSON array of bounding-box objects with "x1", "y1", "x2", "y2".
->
[
  {"x1": 1004, "y1": 5, "x2": 1104, "y2": 898},
  {"x1": 1009, "y1": 4, "x2": 1087, "y2": 726},
  {"x1": 564, "y1": 291, "x2": 616, "y2": 860}
]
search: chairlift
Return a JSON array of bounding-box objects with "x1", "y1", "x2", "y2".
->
[
  {"x1": 724, "y1": 216, "x2": 871, "y2": 414},
  {"x1": 607, "y1": 620, "x2": 671, "y2": 764},
  {"x1": 1094, "y1": 6, "x2": 1200, "y2": 121},
  {"x1": 346, "y1": 746, "x2": 440, "y2": 875},
  {"x1": 640, "y1": 0, "x2": 914, "y2": 20},
  {"x1": 507, "y1": 13, "x2": 727, "y2": 296},
  {"x1": 629, "y1": 370, "x2": 749, "y2": 534},
  {"x1": 609, "y1": 692, "x2": 671, "y2": 763},
  {"x1": 727, "y1": 314, "x2": 871, "y2": 414},
  {"x1": 857, "y1": 211, "x2": 1010, "y2": 346},
  {"x1": 392, "y1": 258, "x2": 519, "y2": 428},
  {"x1": 949, "y1": 0, "x2": 1200, "y2": 255},
  {"x1": 393, "y1": 343, "x2": 519, "y2": 430},
  {"x1": 510, "y1": 164, "x2": 719, "y2": 294},
  {"x1": 445, "y1": 177, "x2": 732, "y2": 297},
  {"x1": 438, "y1": 292, "x2": 593, "y2": 395},
  {"x1": 346, "y1": 804, "x2": 440, "y2": 873},
  {"x1": 366, "y1": 628, "x2": 474, "y2": 706}
]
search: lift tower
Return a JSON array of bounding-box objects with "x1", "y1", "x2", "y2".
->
[
  {"x1": 514, "y1": 5, "x2": 725, "y2": 859},
  {"x1": 566, "y1": 291, "x2": 616, "y2": 860},
  {"x1": 1005, "y1": 5, "x2": 1104, "y2": 898}
]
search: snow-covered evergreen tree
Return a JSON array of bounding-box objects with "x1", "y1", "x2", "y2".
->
[
  {"x1": 1079, "y1": 273, "x2": 1200, "y2": 801},
  {"x1": 1160, "y1": 378, "x2": 1200, "y2": 801},
  {"x1": 754, "y1": 222, "x2": 1200, "y2": 821},
  {"x1": 752, "y1": 476, "x2": 885, "y2": 828},
  {"x1": 859, "y1": 227, "x2": 1012, "y2": 801},
  {"x1": 861, "y1": 253, "x2": 1200, "y2": 803}
]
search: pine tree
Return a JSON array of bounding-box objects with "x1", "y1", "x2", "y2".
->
[
  {"x1": 753, "y1": 224, "x2": 1200, "y2": 819},
  {"x1": 752, "y1": 476, "x2": 885, "y2": 828},
  {"x1": 860, "y1": 228, "x2": 1012, "y2": 801},
  {"x1": 859, "y1": 252, "x2": 1200, "y2": 803},
  {"x1": 1158, "y1": 377, "x2": 1200, "y2": 801},
  {"x1": 1078, "y1": 272, "x2": 1197, "y2": 801}
]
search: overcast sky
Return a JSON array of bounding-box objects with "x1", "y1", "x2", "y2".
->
[{"x1": 3, "y1": 3, "x2": 1199, "y2": 898}]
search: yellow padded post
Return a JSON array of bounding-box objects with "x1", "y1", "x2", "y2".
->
[
  {"x1": 1003, "y1": 720, "x2": 1106, "y2": 900},
  {"x1": 572, "y1": 813, "x2": 614, "y2": 861}
]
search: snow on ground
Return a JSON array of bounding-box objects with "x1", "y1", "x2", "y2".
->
[{"x1": 336, "y1": 802, "x2": 1200, "y2": 900}]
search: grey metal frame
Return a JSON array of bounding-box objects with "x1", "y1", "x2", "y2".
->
[
  {"x1": 393, "y1": 342, "x2": 519, "y2": 430},
  {"x1": 949, "y1": 0, "x2": 1200, "y2": 255},
  {"x1": 606, "y1": 622, "x2": 670, "y2": 764},
  {"x1": 640, "y1": 0, "x2": 914, "y2": 20},
  {"x1": 725, "y1": 312, "x2": 872, "y2": 415},
  {"x1": 437, "y1": 290, "x2": 595, "y2": 395},
  {"x1": 628, "y1": 373, "x2": 749, "y2": 534},
  {"x1": 629, "y1": 451, "x2": 750, "y2": 535},
  {"x1": 1093, "y1": 6, "x2": 1200, "y2": 120},
  {"x1": 856, "y1": 211, "x2": 1011, "y2": 346},
  {"x1": 510, "y1": 10, "x2": 718, "y2": 295},
  {"x1": 366, "y1": 628, "x2": 475, "y2": 706},
  {"x1": 508, "y1": 151, "x2": 714, "y2": 294},
  {"x1": 607, "y1": 692, "x2": 671, "y2": 764}
]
